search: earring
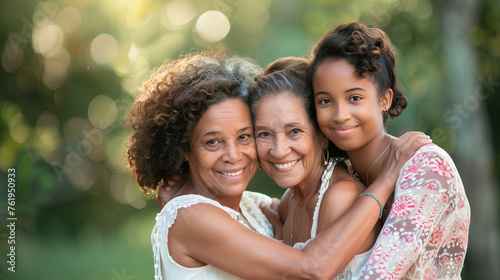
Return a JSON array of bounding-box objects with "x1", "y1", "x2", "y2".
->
[
  {"x1": 322, "y1": 148, "x2": 330, "y2": 166},
  {"x1": 382, "y1": 106, "x2": 388, "y2": 115}
]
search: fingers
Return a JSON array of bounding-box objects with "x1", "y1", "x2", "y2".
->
[
  {"x1": 388, "y1": 132, "x2": 432, "y2": 168},
  {"x1": 167, "y1": 174, "x2": 183, "y2": 187},
  {"x1": 270, "y1": 198, "x2": 280, "y2": 212},
  {"x1": 156, "y1": 184, "x2": 168, "y2": 208},
  {"x1": 156, "y1": 181, "x2": 182, "y2": 208},
  {"x1": 260, "y1": 201, "x2": 284, "y2": 240}
]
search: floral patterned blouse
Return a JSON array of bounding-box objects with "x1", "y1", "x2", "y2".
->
[{"x1": 356, "y1": 144, "x2": 471, "y2": 279}]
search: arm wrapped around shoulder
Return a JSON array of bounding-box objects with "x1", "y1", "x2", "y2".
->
[{"x1": 357, "y1": 144, "x2": 470, "y2": 280}]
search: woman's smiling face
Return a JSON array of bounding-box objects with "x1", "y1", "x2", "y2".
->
[
  {"x1": 254, "y1": 91, "x2": 326, "y2": 189},
  {"x1": 185, "y1": 98, "x2": 257, "y2": 198},
  {"x1": 313, "y1": 59, "x2": 390, "y2": 152}
]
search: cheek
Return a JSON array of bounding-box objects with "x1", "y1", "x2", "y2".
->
[
  {"x1": 256, "y1": 140, "x2": 271, "y2": 159},
  {"x1": 195, "y1": 151, "x2": 219, "y2": 171},
  {"x1": 316, "y1": 111, "x2": 332, "y2": 133},
  {"x1": 316, "y1": 107, "x2": 329, "y2": 122},
  {"x1": 241, "y1": 142, "x2": 258, "y2": 162},
  {"x1": 358, "y1": 106, "x2": 383, "y2": 126}
]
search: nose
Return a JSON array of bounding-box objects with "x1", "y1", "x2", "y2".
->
[
  {"x1": 333, "y1": 102, "x2": 351, "y2": 123},
  {"x1": 270, "y1": 134, "x2": 291, "y2": 159},
  {"x1": 221, "y1": 142, "x2": 242, "y2": 163}
]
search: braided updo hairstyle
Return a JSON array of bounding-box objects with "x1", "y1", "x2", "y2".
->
[
  {"x1": 309, "y1": 22, "x2": 407, "y2": 125},
  {"x1": 125, "y1": 49, "x2": 260, "y2": 194}
]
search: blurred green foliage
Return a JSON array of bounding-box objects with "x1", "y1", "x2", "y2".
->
[{"x1": 1, "y1": 0, "x2": 499, "y2": 279}]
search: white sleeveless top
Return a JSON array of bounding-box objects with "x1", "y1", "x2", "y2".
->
[
  {"x1": 151, "y1": 191, "x2": 274, "y2": 280},
  {"x1": 293, "y1": 158, "x2": 372, "y2": 279}
]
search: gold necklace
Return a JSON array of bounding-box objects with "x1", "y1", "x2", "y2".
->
[
  {"x1": 289, "y1": 183, "x2": 321, "y2": 244},
  {"x1": 365, "y1": 137, "x2": 392, "y2": 185}
]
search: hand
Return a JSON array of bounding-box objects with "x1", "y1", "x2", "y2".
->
[
  {"x1": 260, "y1": 198, "x2": 283, "y2": 240},
  {"x1": 156, "y1": 174, "x2": 185, "y2": 208},
  {"x1": 378, "y1": 131, "x2": 432, "y2": 186}
]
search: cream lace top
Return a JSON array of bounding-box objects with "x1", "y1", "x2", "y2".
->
[
  {"x1": 356, "y1": 144, "x2": 470, "y2": 279},
  {"x1": 292, "y1": 157, "x2": 371, "y2": 279},
  {"x1": 151, "y1": 191, "x2": 274, "y2": 280}
]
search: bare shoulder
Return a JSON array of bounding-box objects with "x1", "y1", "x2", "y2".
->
[
  {"x1": 329, "y1": 163, "x2": 365, "y2": 193},
  {"x1": 317, "y1": 165, "x2": 365, "y2": 233},
  {"x1": 168, "y1": 202, "x2": 245, "y2": 267},
  {"x1": 171, "y1": 202, "x2": 238, "y2": 239}
]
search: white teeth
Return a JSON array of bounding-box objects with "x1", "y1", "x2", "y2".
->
[
  {"x1": 274, "y1": 160, "x2": 298, "y2": 169},
  {"x1": 222, "y1": 169, "x2": 244, "y2": 176}
]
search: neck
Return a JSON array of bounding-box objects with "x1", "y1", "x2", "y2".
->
[
  {"x1": 347, "y1": 133, "x2": 391, "y2": 186},
  {"x1": 289, "y1": 164, "x2": 325, "y2": 203},
  {"x1": 183, "y1": 176, "x2": 243, "y2": 212}
]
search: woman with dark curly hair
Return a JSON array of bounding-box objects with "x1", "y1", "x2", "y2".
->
[
  {"x1": 126, "y1": 49, "x2": 429, "y2": 279},
  {"x1": 310, "y1": 22, "x2": 470, "y2": 279}
]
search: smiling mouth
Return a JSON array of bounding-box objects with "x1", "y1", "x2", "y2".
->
[
  {"x1": 273, "y1": 160, "x2": 298, "y2": 169},
  {"x1": 333, "y1": 126, "x2": 357, "y2": 136},
  {"x1": 221, "y1": 169, "x2": 244, "y2": 176}
]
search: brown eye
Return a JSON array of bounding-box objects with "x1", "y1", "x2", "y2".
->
[
  {"x1": 257, "y1": 132, "x2": 271, "y2": 138},
  {"x1": 318, "y1": 98, "x2": 331, "y2": 105},
  {"x1": 239, "y1": 134, "x2": 251, "y2": 141},
  {"x1": 206, "y1": 139, "x2": 220, "y2": 147}
]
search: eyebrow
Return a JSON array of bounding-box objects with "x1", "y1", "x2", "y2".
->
[
  {"x1": 315, "y1": 87, "x2": 366, "y2": 96},
  {"x1": 345, "y1": 87, "x2": 366, "y2": 93},
  {"x1": 255, "y1": 122, "x2": 303, "y2": 131},
  {"x1": 201, "y1": 126, "x2": 252, "y2": 137}
]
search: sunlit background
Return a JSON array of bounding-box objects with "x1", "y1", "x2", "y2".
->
[{"x1": 1, "y1": 0, "x2": 499, "y2": 279}]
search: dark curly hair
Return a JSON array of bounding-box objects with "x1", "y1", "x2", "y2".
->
[
  {"x1": 250, "y1": 57, "x2": 347, "y2": 157},
  {"x1": 125, "y1": 49, "x2": 260, "y2": 194},
  {"x1": 309, "y1": 22, "x2": 407, "y2": 125}
]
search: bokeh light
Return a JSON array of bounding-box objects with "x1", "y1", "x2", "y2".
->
[
  {"x1": 32, "y1": 24, "x2": 65, "y2": 57},
  {"x1": 9, "y1": 114, "x2": 31, "y2": 144},
  {"x1": 56, "y1": 7, "x2": 82, "y2": 34},
  {"x1": 34, "y1": 112, "x2": 63, "y2": 164},
  {"x1": 64, "y1": 117, "x2": 92, "y2": 146},
  {"x1": 83, "y1": 128, "x2": 109, "y2": 162},
  {"x1": 90, "y1": 33, "x2": 118, "y2": 64},
  {"x1": 109, "y1": 172, "x2": 146, "y2": 209},
  {"x1": 88, "y1": 95, "x2": 118, "y2": 130},
  {"x1": 43, "y1": 49, "x2": 70, "y2": 89},
  {"x1": 106, "y1": 134, "x2": 128, "y2": 172},
  {"x1": 195, "y1": 10, "x2": 230, "y2": 42},
  {"x1": 167, "y1": 0, "x2": 196, "y2": 26}
]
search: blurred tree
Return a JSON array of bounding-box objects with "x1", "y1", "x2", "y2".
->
[{"x1": 440, "y1": 0, "x2": 500, "y2": 278}]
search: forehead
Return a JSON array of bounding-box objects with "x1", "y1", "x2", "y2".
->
[
  {"x1": 255, "y1": 92, "x2": 310, "y2": 124},
  {"x1": 313, "y1": 59, "x2": 378, "y2": 91},
  {"x1": 314, "y1": 59, "x2": 357, "y2": 81},
  {"x1": 195, "y1": 98, "x2": 252, "y2": 132}
]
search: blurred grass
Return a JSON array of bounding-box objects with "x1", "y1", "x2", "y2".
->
[{"x1": 9, "y1": 209, "x2": 155, "y2": 280}]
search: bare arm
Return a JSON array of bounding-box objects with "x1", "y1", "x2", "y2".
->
[
  {"x1": 167, "y1": 132, "x2": 431, "y2": 279},
  {"x1": 316, "y1": 170, "x2": 379, "y2": 255}
]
